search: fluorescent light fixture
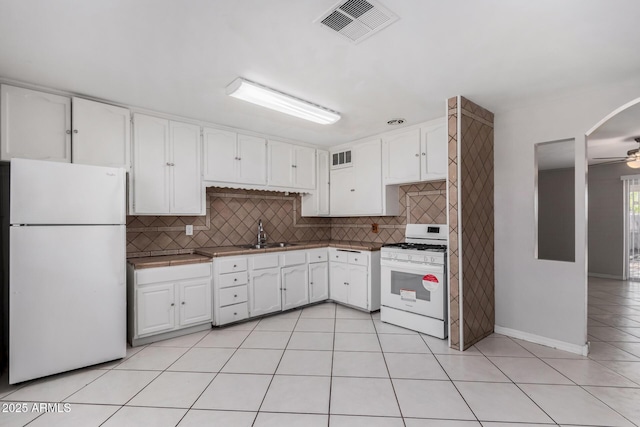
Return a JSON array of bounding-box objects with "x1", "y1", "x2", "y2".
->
[{"x1": 226, "y1": 78, "x2": 340, "y2": 125}]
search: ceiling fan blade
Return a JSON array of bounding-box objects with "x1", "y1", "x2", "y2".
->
[
  {"x1": 592, "y1": 157, "x2": 628, "y2": 160},
  {"x1": 590, "y1": 159, "x2": 628, "y2": 166}
]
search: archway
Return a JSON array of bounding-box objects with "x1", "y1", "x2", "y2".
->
[{"x1": 585, "y1": 97, "x2": 640, "y2": 351}]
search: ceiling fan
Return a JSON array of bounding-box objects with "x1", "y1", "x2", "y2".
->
[{"x1": 593, "y1": 137, "x2": 640, "y2": 168}]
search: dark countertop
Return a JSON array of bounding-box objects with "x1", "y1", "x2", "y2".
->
[
  {"x1": 195, "y1": 240, "x2": 383, "y2": 258},
  {"x1": 127, "y1": 254, "x2": 213, "y2": 269},
  {"x1": 128, "y1": 240, "x2": 384, "y2": 268}
]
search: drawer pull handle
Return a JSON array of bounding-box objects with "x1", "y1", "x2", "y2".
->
[
  {"x1": 234, "y1": 278, "x2": 237, "y2": 282},
  {"x1": 170, "y1": 303, "x2": 175, "y2": 306},
  {"x1": 181, "y1": 301, "x2": 185, "y2": 305},
  {"x1": 318, "y1": 256, "x2": 321, "y2": 258},
  {"x1": 234, "y1": 294, "x2": 238, "y2": 298},
  {"x1": 233, "y1": 264, "x2": 237, "y2": 268},
  {"x1": 234, "y1": 312, "x2": 237, "y2": 315},
  {"x1": 310, "y1": 281, "x2": 314, "y2": 285},
  {"x1": 355, "y1": 258, "x2": 358, "y2": 261}
]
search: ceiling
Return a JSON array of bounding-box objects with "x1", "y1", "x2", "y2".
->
[{"x1": 1, "y1": 0, "x2": 639, "y2": 147}]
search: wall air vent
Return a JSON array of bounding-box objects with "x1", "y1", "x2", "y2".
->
[
  {"x1": 331, "y1": 149, "x2": 352, "y2": 169},
  {"x1": 315, "y1": 0, "x2": 398, "y2": 44}
]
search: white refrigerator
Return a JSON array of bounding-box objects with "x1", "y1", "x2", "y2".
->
[{"x1": 9, "y1": 158, "x2": 127, "y2": 384}]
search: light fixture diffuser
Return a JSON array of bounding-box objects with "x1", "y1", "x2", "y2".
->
[{"x1": 226, "y1": 78, "x2": 340, "y2": 125}]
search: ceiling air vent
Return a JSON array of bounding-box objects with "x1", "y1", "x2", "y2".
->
[{"x1": 316, "y1": 0, "x2": 398, "y2": 44}]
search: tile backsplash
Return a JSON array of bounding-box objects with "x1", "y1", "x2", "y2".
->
[{"x1": 126, "y1": 181, "x2": 447, "y2": 258}]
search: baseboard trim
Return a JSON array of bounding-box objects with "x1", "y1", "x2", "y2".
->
[
  {"x1": 494, "y1": 325, "x2": 589, "y2": 356},
  {"x1": 588, "y1": 272, "x2": 624, "y2": 280}
]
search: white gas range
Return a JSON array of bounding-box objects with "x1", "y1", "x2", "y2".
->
[{"x1": 380, "y1": 224, "x2": 448, "y2": 339}]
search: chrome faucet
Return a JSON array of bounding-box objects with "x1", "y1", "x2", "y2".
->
[{"x1": 257, "y1": 219, "x2": 267, "y2": 247}]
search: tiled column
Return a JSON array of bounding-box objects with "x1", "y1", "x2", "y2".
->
[{"x1": 448, "y1": 96, "x2": 495, "y2": 350}]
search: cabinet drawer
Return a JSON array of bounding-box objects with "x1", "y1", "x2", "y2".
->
[
  {"x1": 136, "y1": 263, "x2": 211, "y2": 285},
  {"x1": 348, "y1": 252, "x2": 368, "y2": 266},
  {"x1": 217, "y1": 258, "x2": 247, "y2": 274},
  {"x1": 330, "y1": 250, "x2": 348, "y2": 263},
  {"x1": 219, "y1": 302, "x2": 249, "y2": 325},
  {"x1": 251, "y1": 254, "x2": 279, "y2": 270},
  {"x1": 281, "y1": 250, "x2": 306, "y2": 267},
  {"x1": 219, "y1": 285, "x2": 248, "y2": 307},
  {"x1": 307, "y1": 249, "x2": 328, "y2": 263},
  {"x1": 218, "y1": 271, "x2": 248, "y2": 289}
]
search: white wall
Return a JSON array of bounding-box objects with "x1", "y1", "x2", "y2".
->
[{"x1": 494, "y1": 76, "x2": 640, "y2": 352}]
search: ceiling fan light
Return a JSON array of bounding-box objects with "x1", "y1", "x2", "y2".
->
[
  {"x1": 627, "y1": 159, "x2": 640, "y2": 169},
  {"x1": 226, "y1": 78, "x2": 340, "y2": 125}
]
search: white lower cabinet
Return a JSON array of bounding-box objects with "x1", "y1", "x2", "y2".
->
[
  {"x1": 128, "y1": 263, "x2": 212, "y2": 345},
  {"x1": 308, "y1": 249, "x2": 329, "y2": 303},
  {"x1": 281, "y1": 265, "x2": 309, "y2": 311},
  {"x1": 212, "y1": 247, "x2": 378, "y2": 326},
  {"x1": 213, "y1": 256, "x2": 249, "y2": 326},
  {"x1": 328, "y1": 248, "x2": 380, "y2": 311},
  {"x1": 137, "y1": 283, "x2": 175, "y2": 336},
  {"x1": 249, "y1": 266, "x2": 281, "y2": 317}
]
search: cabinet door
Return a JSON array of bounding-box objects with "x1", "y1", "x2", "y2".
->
[
  {"x1": 249, "y1": 267, "x2": 281, "y2": 317},
  {"x1": 294, "y1": 146, "x2": 316, "y2": 189},
  {"x1": 71, "y1": 97, "x2": 131, "y2": 169},
  {"x1": 132, "y1": 114, "x2": 170, "y2": 214},
  {"x1": 1, "y1": 85, "x2": 71, "y2": 162},
  {"x1": 329, "y1": 167, "x2": 354, "y2": 216},
  {"x1": 169, "y1": 121, "x2": 202, "y2": 214},
  {"x1": 317, "y1": 150, "x2": 330, "y2": 215},
  {"x1": 267, "y1": 140, "x2": 294, "y2": 187},
  {"x1": 178, "y1": 278, "x2": 212, "y2": 327},
  {"x1": 203, "y1": 127, "x2": 236, "y2": 182},
  {"x1": 281, "y1": 265, "x2": 309, "y2": 311},
  {"x1": 137, "y1": 283, "x2": 175, "y2": 336},
  {"x1": 421, "y1": 122, "x2": 447, "y2": 179},
  {"x1": 353, "y1": 139, "x2": 383, "y2": 215},
  {"x1": 329, "y1": 262, "x2": 349, "y2": 304},
  {"x1": 238, "y1": 134, "x2": 267, "y2": 185},
  {"x1": 382, "y1": 129, "x2": 420, "y2": 184},
  {"x1": 347, "y1": 265, "x2": 369, "y2": 310},
  {"x1": 309, "y1": 262, "x2": 329, "y2": 303}
]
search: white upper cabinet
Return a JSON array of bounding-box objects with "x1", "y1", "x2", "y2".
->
[
  {"x1": 169, "y1": 121, "x2": 203, "y2": 215},
  {"x1": 301, "y1": 149, "x2": 329, "y2": 217},
  {"x1": 329, "y1": 167, "x2": 355, "y2": 216},
  {"x1": 1, "y1": 85, "x2": 71, "y2": 162},
  {"x1": 382, "y1": 128, "x2": 421, "y2": 184},
  {"x1": 203, "y1": 127, "x2": 267, "y2": 185},
  {"x1": 203, "y1": 128, "x2": 236, "y2": 182},
  {"x1": 293, "y1": 145, "x2": 316, "y2": 189},
  {"x1": 132, "y1": 113, "x2": 203, "y2": 215},
  {"x1": 268, "y1": 140, "x2": 316, "y2": 189},
  {"x1": 382, "y1": 119, "x2": 447, "y2": 184},
  {"x1": 421, "y1": 120, "x2": 447, "y2": 180},
  {"x1": 352, "y1": 139, "x2": 383, "y2": 215},
  {"x1": 330, "y1": 139, "x2": 397, "y2": 216},
  {"x1": 267, "y1": 140, "x2": 294, "y2": 187},
  {"x1": 71, "y1": 97, "x2": 131, "y2": 169},
  {"x1": 238, "y1": 134, "x2": 268, "y2": 185}
]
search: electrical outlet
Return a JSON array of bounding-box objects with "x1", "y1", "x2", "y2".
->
[
  {"x1": 372, "y1": 223, "x2": 379, "y2": 233},
  {"x1": 186, "y1": 225, "x2": 193, "y2": 236}
]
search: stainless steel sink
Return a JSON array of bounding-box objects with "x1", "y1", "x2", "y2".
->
[{"x1": 239, "y1": 242, "x2": 298, "y2": 249}]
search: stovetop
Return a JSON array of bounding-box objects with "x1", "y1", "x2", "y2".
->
[{"x1": 382, "y1": 242, "x2": 447, "y2": 253}]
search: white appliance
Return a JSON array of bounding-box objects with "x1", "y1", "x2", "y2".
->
[
  {"x1": 9, "y1": 158, "x2": 127, "y2": 384},
  {"x1": 380, "y1": 224, "x2": 448, "y2": 339}
]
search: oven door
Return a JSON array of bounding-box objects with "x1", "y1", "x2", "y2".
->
[{"x1": 381, "y1": 260, "x2": 446, "y2": 320}]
